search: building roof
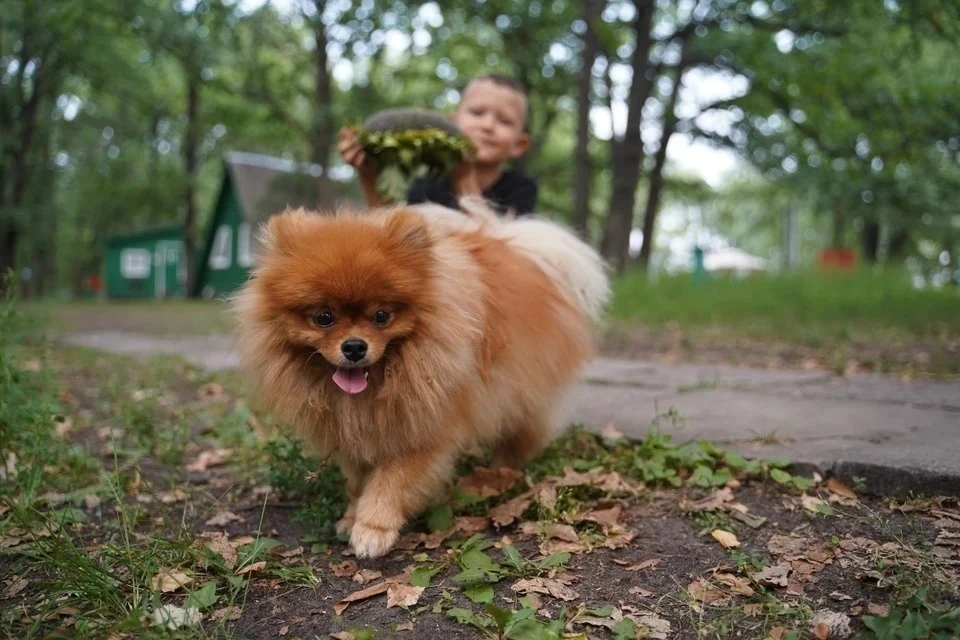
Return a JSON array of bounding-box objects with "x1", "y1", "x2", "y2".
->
[{"x1": 225, "y1": 151, "x2": 358, "y2": 225}]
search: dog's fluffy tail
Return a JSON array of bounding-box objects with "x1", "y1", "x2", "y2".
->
[{"x1": 418, "y1": 197, "x2": 611, "y2": 322}]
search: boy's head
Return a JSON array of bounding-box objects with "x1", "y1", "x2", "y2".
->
[{"x1": 453, "y1": 73, "x2": 529, "y2": 168}]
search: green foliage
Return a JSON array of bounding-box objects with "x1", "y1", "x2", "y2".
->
[{"x1": 863, "y1": 590, "x2": 960, "y2": 640}]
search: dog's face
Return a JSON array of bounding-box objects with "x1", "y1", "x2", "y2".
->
[{"x1": 252, "y1": 208, "x2": 434, "y2": 395}]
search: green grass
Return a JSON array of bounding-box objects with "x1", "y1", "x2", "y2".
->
[{"x1": 611, "y1": 269, "x2": 960, "y2": 343}]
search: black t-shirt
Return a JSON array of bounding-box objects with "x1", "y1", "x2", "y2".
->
[{"x1": 406, "y1": 170, "x2": 538, "y2": 216}]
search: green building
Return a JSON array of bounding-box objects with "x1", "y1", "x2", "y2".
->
[
  {"x1": 191, "y1": 151, "x2": 358, "y2": 300},
  {"x1": 103, "y1": 151, "x2": 358, "y2": 300},
  {"x1": 103, "y1": 225, "x2": 186, "y2": 299}
]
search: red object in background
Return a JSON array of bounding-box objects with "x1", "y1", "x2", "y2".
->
[
  {"x1": 86, "y1": 275, "x2": 102, "y2": 292},
  {"x1": 818, "y1": 248, "x2": 856, "y2": 271}
]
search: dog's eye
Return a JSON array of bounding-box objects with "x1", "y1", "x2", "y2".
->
[
  {"x1": 372, "y1": 310, "x2": 391, "y2": 325},
  {"x1": 313, "y1": 311, "x2": 335, "y2": 327}
]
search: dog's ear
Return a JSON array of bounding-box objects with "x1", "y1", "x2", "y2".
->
[
  {"x1": 259, "y1": 208, "x2": 312, "y2": 256},
  {"x1": 386, "y1": 209, "x2": 432, "y2": 254}
]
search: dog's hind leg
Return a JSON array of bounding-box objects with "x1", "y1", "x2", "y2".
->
[{"x1": 490, "y1": 407, "x2": 554, "y2": 470}]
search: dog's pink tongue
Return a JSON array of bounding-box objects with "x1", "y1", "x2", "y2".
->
[{"x1": 333, "y1": 368, "x2": 368, "y2": 394}]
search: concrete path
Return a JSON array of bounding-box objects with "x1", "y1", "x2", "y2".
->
[{"x1": 62, "y1": 331, "x2": 960, "y2": 496}]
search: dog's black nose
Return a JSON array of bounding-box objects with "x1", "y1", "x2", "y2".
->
[{"x1": 341, "y1": 339, "x2": 368, "y2": 362}]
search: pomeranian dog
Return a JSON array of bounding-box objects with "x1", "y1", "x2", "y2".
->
[{"x1": 232, "y1": 199, "x2": 609, "y2": 558}]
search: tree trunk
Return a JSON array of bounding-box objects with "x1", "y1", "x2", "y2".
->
[
  {"x1": 311, "y1": 7, "x2": 333, "y2": 172},
  {"x1": 571, "y1": 0, "x2": 602, "y2": 239},
  {"x1": 860, "y1": 219, "x2": 881, "y2": 263},
  {"x1": 637, "y1": 64, "x2": 684, "y2": 269},
  {"x1": 887, "y1": 228, "x2": 910, "y2": 260},
  {"x1": 600, "y1": 1, "x2": 656, "y2": 274},
  {"x1": 183, "y1": 72, "x2": 200, "y2": 296},
  {"x1": 0, "y1": 228, "x2": 17, "y2": 283}
]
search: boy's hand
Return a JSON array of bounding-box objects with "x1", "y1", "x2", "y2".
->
[
  {"x1": 451, "y1": 159, "x2": 482, "y2": 199},
  {"x1": 338, "y1": 127, "x2": 377, "y2": 181}
]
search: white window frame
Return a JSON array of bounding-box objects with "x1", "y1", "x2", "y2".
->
[
  {"x1": 237, "y1": 222, "x2": 256, "y2": 267},
  {"x1": 209, "y1": 225, "x2": 233, "y2": 270},
  {"x1": 120, "y1": 248, "x2": 151, "y2": 279}
]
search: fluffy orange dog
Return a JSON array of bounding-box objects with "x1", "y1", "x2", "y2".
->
[{"x1": 233, "y1": 199, "x2": 609, "y2": 558}]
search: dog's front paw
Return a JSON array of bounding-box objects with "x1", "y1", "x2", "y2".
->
[
  {"x1": 350, "y1": 522, "x2": 399, "y2": 559},
  {"x1": 335, "y1": 514, "x2": 355, "y2": 536}
]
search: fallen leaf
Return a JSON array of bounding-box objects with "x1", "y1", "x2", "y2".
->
[
  {"x1": 157, "y1": 489, "x2": 189, "y2": 504},
  {"x1": 236, "y1": 561, "x2": 266, "y2": 576},
  {"x1": 151, "y1": 570, "x2": 193, "y2": 593},
  {"x1": 202, "y1": 532, "x2": 237, "y2": 570},
  {"x1": 83, "y1": 494, "x2": 101, "y2": 509},
  {"x1": 624, "y1": 558, "x2": 661, "y2": 572},
  {"x1": 829, "y1": 591, "x2": 853, "y2": 601},
  {"x1": 826, "y1": 477, "x2": 857, "y2": 500},
  {"x1": 711, "y1": 529, "x2": 740, "y2": 548},
  {"x1": 453, "y1": 516, "x2": 489, "y2": 535},
  {"x1": 330, "y1": 560, "x2": 359, "y2": 578},
  {"x1": 750, "y1": 563, "x2": 791, "y2": 587},
  {"x1": 743, "y1": 603, "x2": 763, "y2": 616},
  {"x1": 601, "y1": 528, "x2": 635, "y2": 550},
  {"x1": 230, "y1": 535, "x2": 256, "y2": 547},
  {"x1": 546, "y1": 523, "x2": 580, "y2": 543},
  {"x1": 197, "y1": 382, "x2": 225, "y2": 400},
  {"x1": 537, "y1": 484, "x2": 557, "y2": 511},
  {"x1": 810, "y1": 610, "x2": 852, "y2": 639},
  {"x1": 600, "y1": 422, "x2": 624, "y2": 440},
  {"x1": 278, "y1": 625, "x2": 289, "y2": 636},
  {"x1": 386, "y1": 583, "x2": 424, "y2": 608},
  {"x1": 490, "y1": 492, "x2": 534, "y2": 527},
  {"x1": 714, "y1": 573, "x2": 755, "y2": 597},
  {"x1": 186, "y1": 448, "x2": 233, "y2": 473},
  {"x1": 801, "y1": 494, "x2": 831, "y2": 513},
  {"x1": 866, "y1": 602, "x2": 889, "y2": 617},
  {"x1": 353, "y1": 569, "x2": 382, "y2": 585},
  {"x1": 457, "y1": 466, "x2": 524, "y2": 497},
  {"x1": 152, "y1": 604, "x2": 202, "y2": 630},
  {"x1": 729, "y1": 508, "x2": 767, "y2": 529},
  {"x1": 629, "y1": 586, "x2": 653, "y2": 597},
  {"x1": 0, "y1": 535, "x2": 23, "y2": 548},
  {"x1": 330, "y1": 633, "x2": 355, "y2": 640},
  {"x1": 396, "y1": 621, "x2": 414, "y2": 631},
  {"x1": 205, "y1": 511, "x2": 243, "y2": 527},
  {"x1": 211, "y1": 606, "x2": 242, "y2": 621},
  {"x1": 631, "y1": 613, "x2": 671, "y2": 639},
  {"x1": 769, "y1": 627, "x2": 786, "y2": 640},
  {"x1": 687, "y1": 578, "x2": 729, "y2": 605},
  {"x1": 511, "y1": 577, "x2": 579, "y2": 601},
  {"x1": 333, "y1": 581, "x2": 391, "y2": 615},
  {"x1": 277, "y1": 546, "x2": 303, "y2": 559},
  {"x1": 538, "y1": 539, "x2": 590, "y2": 556},
  {"x1": 3, "y1": 578, "x2": 29, "y2": 598},
  {"x1": 685, "y1": 488, "x2": 735, "y2": 512},
  {"x1": 768, "y1": 534, "x2": 809, "y2": 558},
  {"x1": 574, "y1": 505, "x2": 623, "y2": 529},
  {"x1": 813, "y1": 623, "x2": 829, "y2": 640}
]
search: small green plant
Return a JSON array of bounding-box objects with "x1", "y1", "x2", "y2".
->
[{"x1": 863, "y1": 589, "x2": 960, "y2": 639}]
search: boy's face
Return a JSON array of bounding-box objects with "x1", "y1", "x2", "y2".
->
[{"x1": 454, "y1": 80, "x2": 530, "y2": 167}]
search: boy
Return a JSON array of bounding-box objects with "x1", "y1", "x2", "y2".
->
[{"x1": 338, "y1": 73, "x2": 538, "y2": 217}]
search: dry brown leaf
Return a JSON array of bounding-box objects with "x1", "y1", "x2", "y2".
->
[
  {"x1": 768, "y1": 534, "x2": 809, "y2": 558},
  {"x1": 801, "y1": 494, "x2": 831, "y2": 513},
  {"x1": 205, "y1": 511, "x2": 243, "y2": 527},
  {"x1": 511, "y1": 577, "x2": 578, "y2": 601},
  {"x1": 277, "y1": 546, "x2": 303, "y2": 559},
  {"x1": 546, "y1": 523, "x2": 580, "y2": 543},
  {"x1": 624, "y1": 558, "x2": 661, "y2": 572},
  {"x1": 628, "y1": 586, "x2": 653, "y2": 597},
  {"x1": 157, "y1": 489, "x2": 189, "y2": 504},
  {"x1": 599, "y1": 422, "x2": 624, "y2": 440},
  {"x1": 151, "y1": 570, "x2": 193, "y2": 593},
  {"x1": 812, "y1": 623, "x2": 829, "y2": 640},
  {"x1": 211, "y1": 606, "x2": 242, "y2": 621},
  {"x1": 83, "y1": 494, "x2": 101, "y2": 510},
  {"x1": 810, "y1": 610, "x2": 852, "y2": 639},
  {"x1": 574, "y1": 505, "x2": 622, "y2": 529},
  {"x1": 186, "y1": 448, "x2": 232, "y2": 472},
  {"x1": 743, "y1": 603, "x2": 763, "y2": 617},
  {"x1": 457, "y1": 466, "x2": 524, "y2": 497},
  {"x1": 395, "y1": 621, "x2": 414, "y2": 632},
  {"x1": 826, "y1": 477, "x2": 857, "y2": 499},
  {"x1": 537, "y1": 485, "x2": 557, "y2": 511},
  {"x1": 278, "y1": 625, "x2": 289, "y2": 637},
  {"x1": 453, "y1": 516, "x2": 489, "y2": 535},
  {"x1": 687, "y1": 578, "x2": 729, "y2": 605},
  {"x1": 866, "y1": 602, "x2": 889, "y2": 617},
  {"x1": 538, "y1": 539, "x2": 590, "y2": 556},
  {"x1": 386, "y1": 583, "x2": 424, "y2": 609},
  {"x1": 3, "y1": 578, "x2": 29, "y2": 598},
  {"x1": 125, "y1": 469, "x2": 141, "y2": 496},
  {"x1": 353, "y1": 569, "x2": 382, "y2": 585},
  {"x1": 685, "y1": 487, "x2": 735, "y2": 512},
  {"x1": 769, "y1": 627, "x2": 786, "y2": 640},
  {"x1": 490, "y1": 492, "x2": 534, "y2": 527},
  {"x1": 202, "y1": 532, "x2": 237, "y2": 570},
  {"x1": 236, "y1": 561, "x2": 266, "y2": 576},
  {"x1": 601, "y1": 529, "x2": 635, "y2": 550},
  {"x1": 230, "y1": 535, "x2": 256, "y2": 547},
  {"x1": 330, "y1": 560, "x2": 359, "y2": 578},
  {"x1": 750, "y1": 563, "x2": 791, "y2": 587},
  {"x1": 197, "y1": 382, "x2": 225, "y2": 401},
  {"x1": 711, "y1": 529, "x2": 740, "y2": 548},
  {"x1": 333, "y1": 581, "x2": 391, "y2": 615},
  {"x1": 714, "y1": 573, "x2": 755, "y2": 597}
]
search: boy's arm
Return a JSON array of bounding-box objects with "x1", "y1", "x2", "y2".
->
[{"x1": 338, "y1": 127, "x2": 389, "y2": 209}]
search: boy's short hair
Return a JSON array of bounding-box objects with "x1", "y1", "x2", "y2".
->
[{"x1": 462, "y1": 73, "x2": 530, "y2": 129}]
